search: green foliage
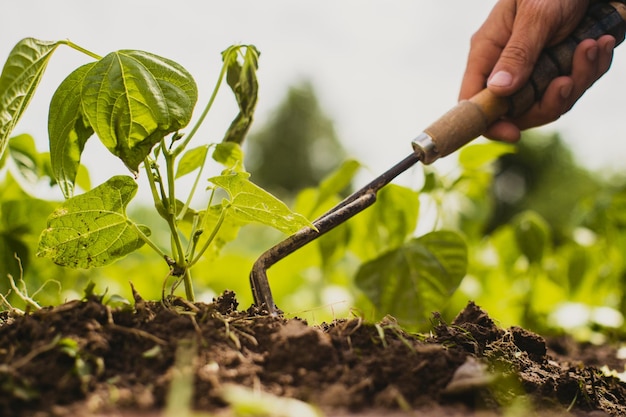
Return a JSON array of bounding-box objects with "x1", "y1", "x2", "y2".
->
[
  {"x1": 206, "y1": 133, "x2": 626, "y2": 336},
  {"x1": 50, "y1": 49, "x2": 199, "y2": 183},
  {"x1": 0, "y1": 38, "x2": 311, "y2": 303},
  {"x1": 48, "y1": 63, "x2": 94, "y2": 197},
  {"x1": 486, "y1": 133, "x2": 600, "y2": 239},
  {"x1": 210, "y1": 171, "x2": 311, "y2": 235},
  {"x1": 37, "y1": 176, "x2": 150, "y2": 268},
  {"x1": 513, "y1": 211, "x2": 551, "y2": 264},
  {"x1": 3, "y1": 36, "x2": 626, "y2": 341},
  {"x1": 355, "y1": 231, "x2": 467, "y2": 326},
  {"x1": 437, "y1": 132, "x2": 626, "y2": 336},
  {"x1": 0, "y1": 38, "x2": 61, "y2": 157}
]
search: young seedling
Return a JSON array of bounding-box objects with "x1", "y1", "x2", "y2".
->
[{"x1": 0, "y1": 38, "x2": 313, "y2": 302}]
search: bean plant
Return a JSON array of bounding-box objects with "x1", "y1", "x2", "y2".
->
[{"x1": 0, "y1": 38, "x2": 313, "y2": 302}]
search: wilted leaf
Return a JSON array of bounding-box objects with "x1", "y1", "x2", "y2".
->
[
  {"x1": 210, "y1": 171, "x2": 313, "y2": 234},
  {"x1": 37, "y1": 175, "x2": 150, "y2": 268},
  {"x1": 48, "y1": 63, "x2": 95, "y2": 197},
  {"x1": 355, "y1": 230, "x2": 467, "y2": 325},
  {"x1": 0, "y1": 38, "x2": 60, "y2": 159},
  {"x1": 81, "y1": 50, "x2": 198, "y2": 171},
  {"x1": 221, "y1": 45, "x2": 259, "y2": 145}
]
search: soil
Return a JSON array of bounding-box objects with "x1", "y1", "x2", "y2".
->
[{"x1": 1, "y1": 291, "x2": 626, "y2": 417}]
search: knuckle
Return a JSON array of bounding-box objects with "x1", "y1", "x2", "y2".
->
[
  {"x1": 469, "y1": 30, "x2": 484, "y2": 48},
  {"x1": 500, "y1": 41, "x2": 533, "y2": 67}
]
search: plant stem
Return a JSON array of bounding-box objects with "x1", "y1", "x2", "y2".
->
[
  {"x1": 189, "y1": 205, "x2": 228, "y2": 267},
  {"x1": 185, "y1": 187, "x2": 216, "y2": 260},
  {"x1": 8, "y1": 274, "x2": 41, "y2": 310},
  {"x1": 144, "y1": 157, "x2": 166, "y2": 213},
  {"x1": 181, "y1": 269, "x2": 195, "y2": 302},
  {"x1": 163, "y1": 140, "x2": 178, "y2": 215},
  {"x1": 130, "y1": 221, "x2": 167, "y2": 258},
  {"x1": 161, "y1": 143, "x2": 187, "y2": 267},
  {"x1": 173, "y1": 54, "x2": 231, "y2": 157},
  {"x1": 59, "y1": 39, "x2": 102, "y2": 60},
  {"x1": 178, "y1": 145, "x2": 210, "y2": 221},
  {"x1": 144, "y1": 156, "x2": 192, "y2": 300}
]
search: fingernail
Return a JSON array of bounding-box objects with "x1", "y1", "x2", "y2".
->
[
  {"x1": 488, "y1": 71, "x2": 513, "y2": 88},
  {"x1": 587, "y1": 46, "x2": 598, "y2": 61},
  {"x1": 560, "y1": 84, "x2": 573, "y2": 99}
]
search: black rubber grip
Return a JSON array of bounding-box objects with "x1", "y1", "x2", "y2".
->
[{"x1": 507, "y1": 2, "x2": 626, "y2": 117}]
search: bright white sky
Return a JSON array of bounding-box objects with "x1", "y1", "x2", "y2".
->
[{"x1": 3, "y1": 0, "x2": 626, "y2": 192}]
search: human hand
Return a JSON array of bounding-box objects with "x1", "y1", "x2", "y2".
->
[{"x1": 459, "y1": 0, "x2": 616, "y2": 142}]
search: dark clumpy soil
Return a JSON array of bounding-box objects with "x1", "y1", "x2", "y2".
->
[{"x1": 1, "y1": 291, "x2": 626, "y2": 417}]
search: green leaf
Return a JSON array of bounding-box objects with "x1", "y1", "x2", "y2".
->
[
  {"x1": 221, "y1": 45, "x2": 259, "y2": 145},
  {"x1": 37, "y1": 175, "x2": 150, "y2": 268},
  {"x1": 175, "y1": 145, "x2": 208, "y2": 179},
  {"x1": 194, "y1": 205, "x2": 244, "y2": 261},
  {"x1": 513, "y1": 210, "x2": 551, "y2": 264},
  {"x1": 222, "y1": 384, "x2": 323, "y2": 417},
  {"x1": 374, "y1": 184, "x2": 420, "y2": 248},
  {"x1": 8, "y1": 134, "x2": 43, "y2": 182},
  {"x1": 565, "y1": 243, "x2": 588, "y2": 294},
  {"x1": 458, "y1": 142, "x2": 515, "y2": 169},
  {"x1": 0, "y1": 38, "x2": 61, "y2": 159},
  {"x1": 355, "y1": 230, "x2": 467, "y2": 325},
  {"x1": 314, "y1": 159, "x2": 360, "y2": 213},
  {"x1": 348, "y1": 184, "x2": 420, "y2": 260},
  {"x1": 48, "y1": 63, "x2": 95, "y2": 197},
  {"x1": 210, "y1": 171, "x2": 313, "y2": 234},
  {"x1": 0, "y1": 235, "x2": 29, "y2": 285},
  {"x1": 0, "y1": 196, "x2": 57, "y2": 284},
  {"x1": 81, "y1": 50, "x2": 198, "y2": 171},
  {"x1": 420, "y1": 169, "x2": 438, "y2": 193},
  {"x1": 212, "y1": 142, "x2": 244, "y2": 171},
  {"x1": 291, "y1": 159, "x2": 361, "y2": 220},
  {"x1": 75, "y1": 163, "x2": 92, "y2": 192}
]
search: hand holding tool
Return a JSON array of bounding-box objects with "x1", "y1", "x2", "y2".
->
[{"x1": 250, "y1": 1, "x2": 626, "y2": 315}]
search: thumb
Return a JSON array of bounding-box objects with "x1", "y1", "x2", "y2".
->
[{"x1": 487, "y1": 17, "x2": 550, "y2": 95}]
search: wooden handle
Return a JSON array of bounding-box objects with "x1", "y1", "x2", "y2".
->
[{"x1": 413, "y1": 1, "x2": 626, "y2": 165}]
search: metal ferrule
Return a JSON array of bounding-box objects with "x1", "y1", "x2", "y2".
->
[{"x1": 411, "y1": 132, "x2": 439, "y2": 165}]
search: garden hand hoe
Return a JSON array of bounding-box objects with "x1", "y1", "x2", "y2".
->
[{"x1": 250, "y1": 1, "x2": 626, "y2": 315}]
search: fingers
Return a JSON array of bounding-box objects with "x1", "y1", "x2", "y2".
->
[
  {"x1": 483, "y1": 35, "x2": 615, "y2": 141},
  {"x1": 458, "y1": 1, "x2": 612, "y2": 143},
  {"x1": 513, "y1": 35, "x2": 615, "y2": 131},
  {"x1": 459, "y1": 0, "x2": 514, "y2": 101},
  {"x1": 482, "y1": 121, "x2": 523, "y2": 143},
  {"x1": 486, "y1": 6, "x2": 552, "y2": 94}
]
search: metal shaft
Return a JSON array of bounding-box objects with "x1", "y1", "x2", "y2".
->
[{"x1": 250, "y1": 153, "x2": 420, "y2": 314}]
